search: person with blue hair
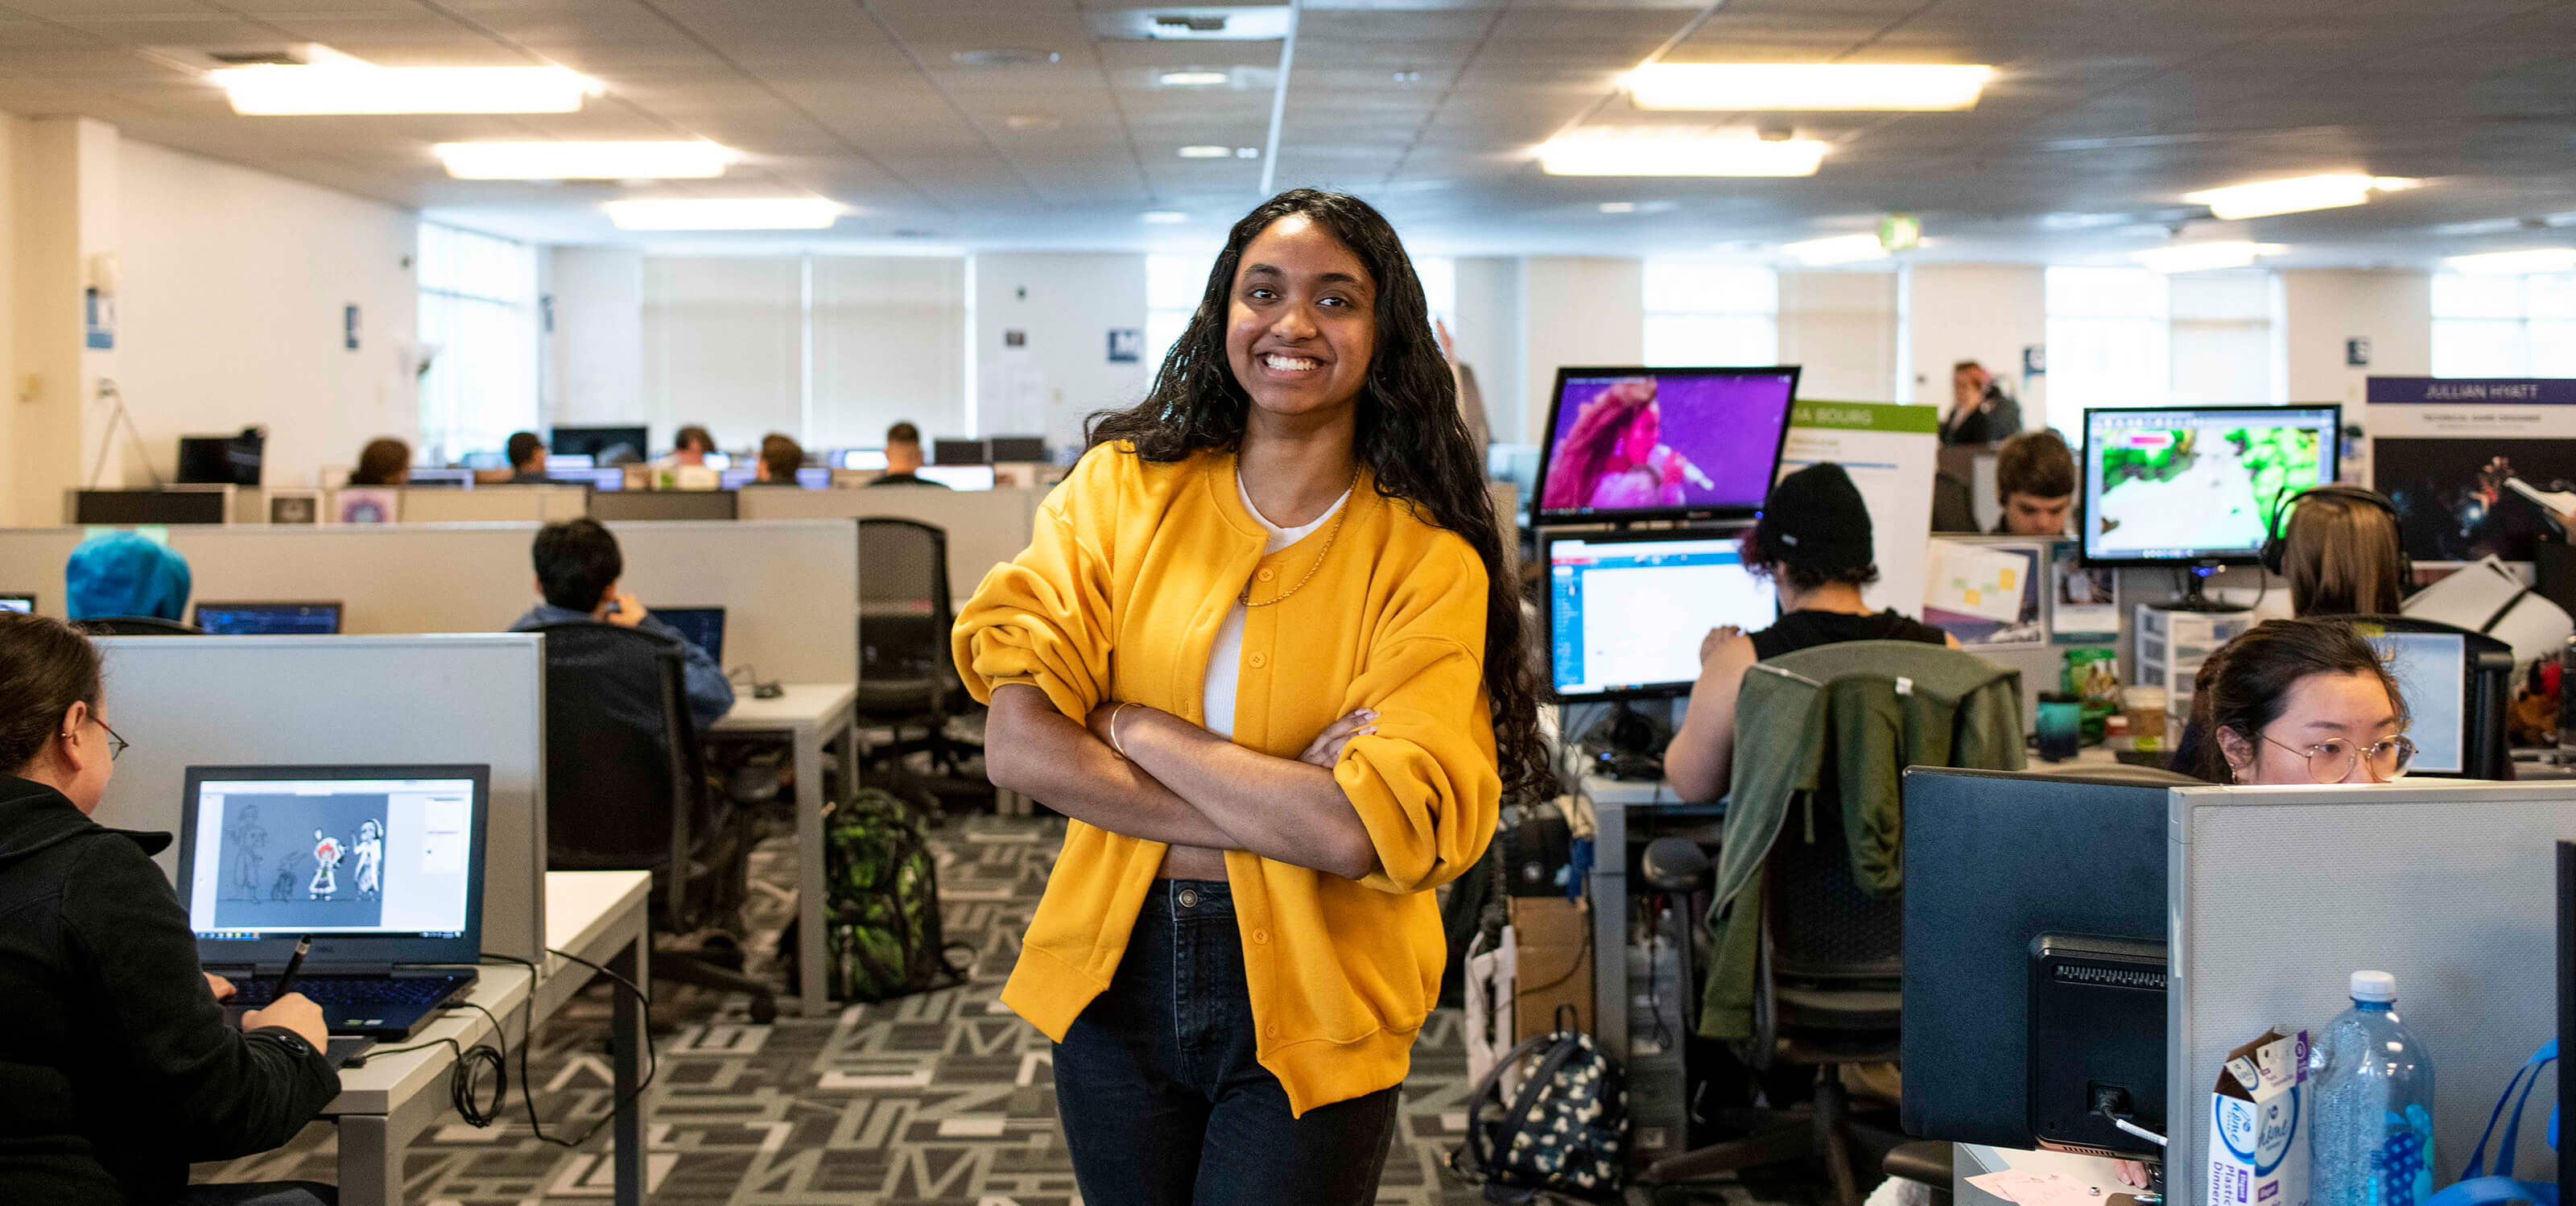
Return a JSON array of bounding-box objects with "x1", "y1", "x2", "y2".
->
[{"x1": 64, "y1": 533, "x2": 192, "y2": 623}]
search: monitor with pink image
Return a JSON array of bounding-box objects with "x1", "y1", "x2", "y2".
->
[{"x1": 1534, "y1": 366, "x2": 1802, "y2": 523}]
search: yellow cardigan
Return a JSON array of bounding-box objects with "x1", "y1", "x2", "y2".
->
[{"x1": 951, "y1": 443, "x2": 1501, "y2": 1115}]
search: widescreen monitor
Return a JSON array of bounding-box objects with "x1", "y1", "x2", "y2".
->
[
  {"x1": 549, "y1": 467, "x2": 625, "y2": 491},
  {"x1": 550, "y1": 425, "x2": 650, "y2": 465},
  {"x1": 177, "y1": 432, "x2": 264, "y2": 486},
  {"x1": 1534, "y1": 366, "x2": 1800, "y2": 524},
  {"x1": 990, "y1": 436, "x2": 1049, "y2": 463},
  {"x1": 0, "y1": 593, "x2": 32, "y2": 613},
  {"x1": 934, "y1": 438, "x2": 990, "y2": 465},
  {"x1": 719, "y1": 467, "x2": 831, "y2": 489},
  {"x1": 915, "y1": 465, "x2": 994, "y2": 490},
  {"x1": 543, "y1": 454, "x2": 596, "y2": 471},
  {"x1": 193, "y1": 601, "x2": 344, "y2": 636},
  {"x1": 839, "y1": 448, "x2": 889, "y2": 471},
  {"x1": 2079, "y1": 405, "x2": 2340, "y2": 567},
  {"x1": 1543, "y1": 527, "x2": 1773, "y2": 700}
]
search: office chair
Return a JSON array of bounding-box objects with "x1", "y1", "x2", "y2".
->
[
  {"x1": 856, "y1": 519, "x2": 979, "y2": 793},
  {"x1": 530, "y1": 622, "x2": 782, "y2": 1022},
  {"x1": 80, "y1": 616, "x2": 203, "y2": 635}
]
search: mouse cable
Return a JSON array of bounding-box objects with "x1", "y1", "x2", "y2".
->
[
  {"x1": 349, "y1": 1031, "x2": 506, "y2": 1127},
  {"x1": 477, "y1": 949, "x2": 661, "y2": 1150}
]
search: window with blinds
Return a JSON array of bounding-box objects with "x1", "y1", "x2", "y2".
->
[{"x1": 416, "y1": 224, "x2": 540, "y2": 463}]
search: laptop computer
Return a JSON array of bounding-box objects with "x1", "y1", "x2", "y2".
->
[
  {"x1": 180, "y1": 765, "x2": 488, "y2": 1040},
  {"x1": 655, "y1": 606, "x2": 724, "y2": 666},
  {"x1": 192, "y1": 601, "x2": 344, "y2": 635}
]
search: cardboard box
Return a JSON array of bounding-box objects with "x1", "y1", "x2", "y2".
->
[{"x1": 1509, "y1": 896, "x2": 1593, "y2": 1043}]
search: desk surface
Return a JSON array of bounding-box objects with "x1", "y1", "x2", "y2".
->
[
  {"x1": 321, "y1": 964, "x2": 531, "y2": 1117},
  {"x1": 710, "y1": 682, "x2": 857, "y2": 733},
  {"x1": 545, "y1": 870, "x2": 650, "y2": 959}
]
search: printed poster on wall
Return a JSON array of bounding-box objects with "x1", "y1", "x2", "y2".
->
[
  {"x1": 2366, "y1": 376, "x2": 2576, "y2": 564},
  {"x1": 1776, "y1": 399, "x2": 1939, "y2": 617}
]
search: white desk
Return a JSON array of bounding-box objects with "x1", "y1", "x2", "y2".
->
[
  {"x1": 709, "y1": 682, "x2": 860, "y2": 1014},
  {"x1": 540, "y1": 870, "x2": 652, "y2": 1206},
  {"x1": 320, "y1": 965, "x2": 531, "y2": 1205}
]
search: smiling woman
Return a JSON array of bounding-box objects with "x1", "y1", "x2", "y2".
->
[{"x1": 951, "y1": 189, "x2": 1546, "y2": 1203}]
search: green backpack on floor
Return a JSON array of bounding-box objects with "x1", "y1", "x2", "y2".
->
[{"x1": 823, "y1": 789, "x2": 972, "y2": 1002}]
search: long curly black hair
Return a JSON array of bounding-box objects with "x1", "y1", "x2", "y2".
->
[{"x1": 1087, "y1": 188, "x2": 1552, "y2": 805}]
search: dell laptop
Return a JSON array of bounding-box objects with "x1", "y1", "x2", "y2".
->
[{"x1": 180, "y1": 764, "x2": 488, "y2": 1040}]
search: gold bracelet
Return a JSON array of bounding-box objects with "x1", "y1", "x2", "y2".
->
[{"x1": 1108, "y1": 702, "x2": 1137, "y2": 759}]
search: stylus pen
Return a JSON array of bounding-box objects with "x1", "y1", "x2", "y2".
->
[{"x1": 274, "y1": 935, "x2": 312, "y2": 999}]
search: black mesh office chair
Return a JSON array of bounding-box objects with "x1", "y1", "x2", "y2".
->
[
  {"x1": 80, "y1": 616, "x2": 202, "y2": 635},
  {"x1": 530, "y1": 622, "x2": 781, "y2": 1022},
  {"x1": 857, "y1": 518, "x2": 975, "y2": 782}
]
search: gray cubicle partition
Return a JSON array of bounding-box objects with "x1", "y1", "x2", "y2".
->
[
  {"x1": 93, "y1": 634, "x2": 550, "y2": 966},
  {"x1": 378, "y1": 485, "x2": 590, "y2": 523},
  {"x1": 0, "y1": 520, "x2": 859, "y2": 681},
  {"x1": 734, "y1": 485, "x2": 1045, "y2": 600},
  {"x1": 2169, "y1": 780, "x2": 2575, "y2": 1204}
]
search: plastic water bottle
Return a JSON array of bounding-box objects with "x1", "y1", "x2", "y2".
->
[{"x1": 2310, "y1": 971, "x2": 2437, "y2": 1206}]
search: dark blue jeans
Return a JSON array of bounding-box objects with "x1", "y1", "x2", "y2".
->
[{"x1": 1053, "y1": 879, "x2": 1402, "y2": 1206}]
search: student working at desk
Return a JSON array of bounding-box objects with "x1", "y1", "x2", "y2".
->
[
  {"x1": 0, "y1": 613, "x2": 338, "y2": 1206},
  {"x1": 510, "y1": 518, "x2": 735, "y2": 731},
  {"x1": 868, "y1": 422, "x2": 948, "y2": 489},
  {"x1": 2173, "y1": 617, "x2": 2414, "y2": 785},
  {"x1": 1992, "y1": 429, "x2": 2075, "y2": 536}
]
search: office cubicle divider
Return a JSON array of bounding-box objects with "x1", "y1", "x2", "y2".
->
[
  {"x1": 2169, "y1": 780, "x2": 2576, "y2": 1206},
  {"x1": 0, "y1": 520, "x2": 859, "y2": 682},
  {"x1": 379, "y1": 485, "x2": 590, "y2": 523},
  {"x1": 93, "y1": 634, "x2": 550, "y2": 967},
  {"x1": 734, "y1": 485, "x2": 1046, "y2": 601}
]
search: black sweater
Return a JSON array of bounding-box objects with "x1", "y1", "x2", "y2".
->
[{"x1": 0, "y1": 775, "x2": 338, "y2": 1205}]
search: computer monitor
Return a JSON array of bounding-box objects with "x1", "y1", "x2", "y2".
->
[
  {"x1": 460, "y1": 450, "x2": 509, "y2": 471},
  {"x1": 0, "y1": 593, "x2": 31, "y2": 613},
  {"x1": 179, "y1": 764, "x2": 489, "y2": 965},
  {"x1": 989, "y1": 436, "x2": 1049, "y2": 463},
  {"x1": 2347, "y1": 616, "x2": 2512, "y2": 780},
  {"x1": 1533, "y1": 366, "x2": 1801, "y2": 524},
  {"x1": 403, "y1": 468, "x2": 473, "y2": 489},
  {"x1": 655, "y1": 607, "x2": 724, "y2": 666},
  {"x1": 176, "y1": 432, "x2": 264, "y2": 486},
  {"x1": 1542, "y1": 527, "x2": 1773, "y2": 700},
  {"x1": 543, "y1": 454, "x2": 597, "y2": 471},
  {"x1": 915, "y1": 465, "x2": 995, "y2": 490},
  {"x1": 192, "y1": 601, "x2": 344, "y2": 636},
  {"x1": 550, "y1": 425, "x2": 651, "y2": 465},
  {"x1": 1903, "y1": 766, "x2": 2191, "y2": 1159},
  {"x1": 589, "y1": 490, "x2": 739, "y2": 522},
  {"x1": 73, "y1": 489, "x2": 229, "y2": 525},
  {"x1": 2079, "y1": 405, "x2": 2341, "y2": 568},
  {"x1": 549, "y1": 467, "x2": 625, "y2": 491},
  {"x1": 934, "y1": 438, "x2": 990, "y2": 465},
  {"x1": 840, "y1": 448, "x2": 889, "y2": 471}
]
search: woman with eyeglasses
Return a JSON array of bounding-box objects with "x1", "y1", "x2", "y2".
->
[
  {"x1": 2174, "y1": 617, "x2": 2416, "y2": 786},
  {"x1": 0, "y1": 613, "x2": 340, "y2": 1206}
]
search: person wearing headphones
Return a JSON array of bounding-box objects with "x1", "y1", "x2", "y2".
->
[{"x1": 2264, "y1": 485, "x2": 2408, "y2": 616}]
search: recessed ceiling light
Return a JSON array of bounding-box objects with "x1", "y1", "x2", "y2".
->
[
  {"x1": 1539, "y1": 130, "x2": 1826, "y2": 176},
  {"x1": 1625, "y1": 63, "x2": 1995, "y2": 111},
  {"x1": 1141, "y1": 210, "x2": 1189, "y2": 224},
  {"x1": 1004, "y1": 113, "x2": 1061, "y2": 131},
  {"x1": 1158, "y1": 69, "x2": 1229, "y2": 87},
  {"x1": 1234, "y1": 147, "x2": 1259, "y2": 159},
  {"x1": 603, "y1": 198, "x2": 842, "y2": 230},
  {"x1": 436, "y1": 140, "x2": 732, "y2": 180},
  {"x1": 2445, "y1": 247, "x2": 2576, "y2": 275},
  {"x1": 1177, "y1": 144, "x2": 1230, "y2": 159},
  {"x1": 1599, "y1": 201, "x2": 1638, "y2": 213},
  {"x1": 952, "y1": 48, "x2": 1059, "y2": 67},
  {"x1": 2182, "y1": 174, "x2": 2410, "y2": 221},
  {"x1": 211, "y1": 48, "x2": 598, "y2": 115},
  {"x1": 1781, "y1": 233, "x2": 1889, "y2": 265},
  {"x1": 2132, "y1": 242, "x2": 2281, "y2": 273}
]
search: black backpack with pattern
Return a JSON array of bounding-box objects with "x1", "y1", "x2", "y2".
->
[{"x1": 1451, "y1": 1006, "x2": 1629, "y2": 1200}]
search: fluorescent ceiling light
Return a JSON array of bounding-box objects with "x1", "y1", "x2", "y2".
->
[
  {"x1": 1158, "y1": 70, "x2": 1229, "y2": 86},
  {"x1": 1781, "y1": 233, "x2": 1888, "y2": 265},
  {"x1": 1141, "y1": 210, "x2": 1189, "y2": 224},
  {"x1": 1599, "y1": 201, "x2": 1637, "y2": 213},
  {"x1": 213, "y1": 54, "x2": 598, "y2": 115},
  {"x1": 2182, "y1": 173, "x2": 2413, "y2": 221},
  {"x1": 2445, "y1": 247, "x2": 2576, "y2": 275},
  {"x1": 436, "y1": 141, "x2": 731, "y2": 180},
  {"x1": 1539, "y1": 130, "x2": 1826, "y2": 177},
  {"x1": 603, "y1": 198, "x2": 842, "y2": 230},
  {"x1": 2132, "y1": 242, "x2": 2281, "y2": 273},
  {"x1": 1177, "y1": 144, "x2": 1231, "y2": 158},
  {"x1": 1626, "y1": 63, "x2": 1994, "y2": 111}
]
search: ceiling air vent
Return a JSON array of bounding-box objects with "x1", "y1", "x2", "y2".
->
[{"x1": 1088, "y1": 6, "x2": 1292, "y2": 41}]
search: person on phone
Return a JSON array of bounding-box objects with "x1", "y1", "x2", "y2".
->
[
  {"x1": 510, "y1": 518, "x2": 733, "y2": 730},
  {"x1": 0, "y1": 613, "x2": 339, "y2": 1206}
]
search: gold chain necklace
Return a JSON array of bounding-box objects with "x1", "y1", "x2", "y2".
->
[{"x1": 1240, "y1": 471, "x2": 1358, "y2": 607}]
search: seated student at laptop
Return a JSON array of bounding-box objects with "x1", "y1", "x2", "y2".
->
[
  {"x1": 866, "y1": 422, "x2": 948, "y2": 489},
  {"x1": 1992, "y1": 428, "x2": 2075, "y2": 536},
  {"x1": 345, "y1": 438, "x2": 410, "y2": 488},
  {"x1": 511, "y1": 518, "x2": 734, "y2": 730},
  {"x1": 0, "y1": 613, "x2": 336, "y2": 1206},
  {"x1": 748, "y1": 433, "x2": 806, "y2": 487},
  {"x1": 66, "y1": 531, "x2": 192, "y2": 624},
  {"x1": 497, "y1": 431, "x2": 560, "y2": 485},
  {"x1": 1662, "y1": 462, "x2": 1955, "y2": 802}
]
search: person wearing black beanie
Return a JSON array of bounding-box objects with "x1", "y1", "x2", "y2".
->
[{"x1": 1662, "y1": 463, "x2": 1955, "y2": 802}]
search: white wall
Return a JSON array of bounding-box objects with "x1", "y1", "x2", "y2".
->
[
  {"x1": 547, "y1": 244, "x2": 642, "y2": 427},
  {"x1": 2280, "y1": 269, "x2": 2431, "y2": 407},
  {"x1": 1780, "y1": 269, "x2": 1900, "y2": 403},
  {"x1": 973, "y1": 252, "x2": 1150, "y2": 452},
  {"x1": 1452, "y1": 255, "x2": 1525, "y2": 444},
  {"x1": 1521, "y1": 257, "x2": 1645, "y2": 443},
  {"x1": 115, "y1": 138, "x2": 418, "y2": 489},
  {"x1": 1907, "y1": 263, "x2": 2046, "y2": 427}
]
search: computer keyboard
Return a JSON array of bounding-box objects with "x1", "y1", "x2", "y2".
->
[{"x1": 229, "y1": 975, "x2": 469, "y2": 1008}]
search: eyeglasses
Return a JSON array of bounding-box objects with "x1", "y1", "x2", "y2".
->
[
  {"x1": 2263, "y1": 733, "x2": 2414, "y2": 783},
  {"x1": 96, "y1": 719, "x2": 129, "y2": 762}
]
